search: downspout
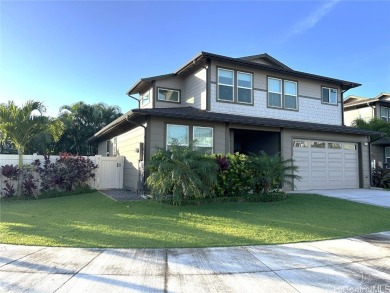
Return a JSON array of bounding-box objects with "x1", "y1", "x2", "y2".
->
[
  {"x1": 341, "y1": 89, "x2": 346, "y2": 126},
  {"x1": 128, "y1": 95, "x2": 141, "y2": 109}
]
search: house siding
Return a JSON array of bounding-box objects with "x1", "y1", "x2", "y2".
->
[
  {"x1": 182, "y1": 68, "x2": 207, "y2": 110},
  {"x1": 210, "y1": 61, "x2": 343, "y2": 125},
  {"x1": 371, "y1": 145, "x2": 384, "y2": 167},
  {"x1": 97, "y1": 126, "x2": 145, "y2": 191},
  {"x1": 344, "y1": 107, "x2": 374, "y2": 126},
  {"x1": 281, "y1": 129, "x2": 370, "y2": 191}
]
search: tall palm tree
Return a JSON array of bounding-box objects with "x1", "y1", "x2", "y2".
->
[{"x1": 0, "y1": 100, "x2": 63, "y2": 195}]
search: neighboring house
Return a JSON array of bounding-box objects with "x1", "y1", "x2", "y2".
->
[
  {"x1": 344, "y1": 92, "x2": 390, "y2": 168},
  {"x1": 88, "y1": 51, "x2": 375, "y2": 192}
]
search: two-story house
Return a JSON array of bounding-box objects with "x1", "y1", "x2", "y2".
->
[
  {"x1": 344, "y1": 92, "x2": 390, "y2": 168},
  {"x1": 88, "y1": 51, "x2": 375, "y2": 192}
]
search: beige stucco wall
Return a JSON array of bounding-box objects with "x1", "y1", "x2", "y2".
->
[{"x1": 281, "y1": 129, "x2": 370, "y2": 190}]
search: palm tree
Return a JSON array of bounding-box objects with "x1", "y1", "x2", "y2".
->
[{"x1": 0, "y1": 100, "x2": 63, "y2": 195}]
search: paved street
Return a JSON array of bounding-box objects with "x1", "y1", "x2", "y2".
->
[{"x1": 0, "y1": 232, "x2": 389, "y2": 292}]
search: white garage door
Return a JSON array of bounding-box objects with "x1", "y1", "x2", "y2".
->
[{"x1": 293, "y1": 140, "x2": 359, "y2": 190}]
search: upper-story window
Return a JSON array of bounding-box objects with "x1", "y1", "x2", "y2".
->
[
  {"x1": 218, "y1": 68, "x2": 234, "y2": 102},
  {"x1": 237, "y1": 72, "x2": 252, "y2": 104},
  {"x1": 268, "y1": 77, "x2": 297, "y2": 110},
  {"x1": 218, "y1": 68, "x2": 253, "y2": 104},
  {"x1": 322, "y1": 87, "x2": 337, "y2": 105},
  {"x1": 380, "y1": 106, "x2": 390, "y2": 121},
  {"x1": 158, "y1": 88, "x2": 180, "y2": 103},
  {"x1": 141, "y1": 90, "x2": 150, "y2": 106}
]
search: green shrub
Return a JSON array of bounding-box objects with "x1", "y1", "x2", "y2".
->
[
  {"x1": 248, "y1": 151, "x2": 301, "y2": 194},
  {"x1": 213, "y1": 153, "x2": 252, "y2": 197},
  {"x1": 372, "y1": 163, "x2": 390, "y2": 188},
  {"x1": 245, "y1": 191, "x2": 287, "y2": 202},
  {"x1": 146, "y1": 143, "x2": 219, "y2": 205}
]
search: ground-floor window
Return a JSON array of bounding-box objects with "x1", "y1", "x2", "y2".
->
[{"x1": 166, "y1": 124, "x2": 213, "y2": 154}]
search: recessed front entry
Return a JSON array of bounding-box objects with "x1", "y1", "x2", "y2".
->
[
  {"x1": 293, "y1": 139, "x2": 359, "y2": 190},
  {"x1": 232, "y1": 129, "x2": 280, "y2": 155}
]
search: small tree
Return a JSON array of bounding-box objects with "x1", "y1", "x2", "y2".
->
[
  {"x1": 0, "y1": 101, "x2": 64, "y2": 196},
  {"x1": 146, "y1": 142, "x2": 219, "y2": 204},
  {"x1": 248, "y1": 151, "x2": 301, "y2": 194}
]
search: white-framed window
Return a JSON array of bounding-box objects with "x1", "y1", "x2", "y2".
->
[
  {"x1": 193, "y1": 126, "x2": 213, "y2": 154},
  {"x1": 268, "y1": 77, "x2": 282, "y2": 108},
  {"x1": 141, "y1": 90, "x2": 150, "y2": 106},
  {"x1": 385, "y1": 147, "x2": 390, "y2": 169},
  {"x1": 106, "y1": 140, "x2": 110, "y2": 157},
  {"x1": 166, "y1": 124, "x2": 189, "y2": 149},
  {"x1": 322, "y1": 87, "x2": 338, "y2": 105},
  {"x1": 113, "y1": 137, "x2": 117, "y2": 156},
  {"x1": 380, "y1": 106, "x2": 390, "y2": 121},
  {"x1": 158, "y1": 88, "x2": 180, "y2": 103},
  {"x1": 237, "y1": 72, "x2": 252, "y2": 104},
  {"x1": 217, "y1": 68, "x2": 234, "y2": 102},
  {"x1": 284, "y1": 80, "x2": 297, "y2": 110}
]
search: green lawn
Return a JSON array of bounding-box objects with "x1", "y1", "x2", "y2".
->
[{"x1": 1, "y1": 192, "x2": 389, "y2": 248}]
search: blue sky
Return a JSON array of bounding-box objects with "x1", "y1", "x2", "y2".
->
[{"x1": 1, "y1": 0, "x2": 389, "y2": 117}]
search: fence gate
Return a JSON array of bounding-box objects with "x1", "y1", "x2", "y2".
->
[{"x1": 95, "y1": 156, "x2": 124, "y2": 189}]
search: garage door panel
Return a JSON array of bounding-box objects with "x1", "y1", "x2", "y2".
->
[
  {"x1": 293, "y1": 140, "x2": 359, "y2": 190},
  {"x1": 311, "y1": 152, "x2": 326, "y2": 159},
  {"x1": 328, "y1": 153, "x2": 343, "y2": 160},
  {"x1": 311, "y1": 161, "x2": 327, "y2": 168},
  {"x1": 328, "y1": 161, "x2": 343, "y2": 168}
]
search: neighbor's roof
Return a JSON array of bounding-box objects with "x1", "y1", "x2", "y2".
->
[
  {"x1": 88, "y1": 107, "x2": 378, "y2": 142},
  {"x1": 127, "y1": 51, "x2": 361, "y2": 95},
  {"x1": 344, "y1": 92, "x2": 390, "y2": 108}
]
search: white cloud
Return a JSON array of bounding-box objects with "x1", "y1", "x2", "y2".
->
[{"x1": 293, "y1": 0, "x2": 340, "y2": 34}]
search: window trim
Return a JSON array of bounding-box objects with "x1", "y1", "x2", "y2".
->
[
  {"x1": 217, "y1": 68, "x2": 235, "y2": 103},
  {"x1": 216, "y1": 67, "x2": 254, "y2": 105},
  {"x1": 380, "y1": 106, "x2": 389, "y2": 122},
  {"x1": 385, "y1": 147, "x2": 390, "y2": 169},
  {"x1": 193, "y1": 126, "x2": 214, "y2": 154},
  {"x1": 157, "y1": 87, "x2": 181, "y2": 103},
  {"x1": 321, "y1": 86, "x2": 338, "y2": 106},
  {"x1": 106, "y1": 140, "x2": 110, "y2": 157},
  {"x1": 236, "y1": 71, "x2": 253, "y2": 104},
  {"x1": 113, "y1": 137, "x2": 117, "y2": 156},
  {"x1": 283, "y1": 80, "x2": 298, "y2": 110},
  {"x1": 267, "y1": 76, "x2": 298, "y2": 110},
  {"x1": 166, "y1": 124, "x2": 189, "y2": 149},
  {"x1": 141, "y1": 89, "x2": 151, "y2": 106}
]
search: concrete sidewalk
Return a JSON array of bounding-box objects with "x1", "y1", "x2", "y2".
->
[
  {"x1": 0, "y1": 232, "x2": 389, "y2": 293},
  {"x1": 290, "y1": 188, "x2": 390, "y2": 208}
]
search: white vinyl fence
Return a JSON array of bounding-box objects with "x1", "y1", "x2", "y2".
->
[{"x1": 0, "y1": 154, "x2": 124, "y2": 195}]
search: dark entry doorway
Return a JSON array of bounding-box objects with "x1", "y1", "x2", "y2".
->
[{"x1": 233, "y1": 129, "x2": 280, "y2": 155}]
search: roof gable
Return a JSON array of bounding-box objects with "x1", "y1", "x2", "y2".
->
[{"x1": 238, "y1": 53, "x2": 292, "y2": 70}]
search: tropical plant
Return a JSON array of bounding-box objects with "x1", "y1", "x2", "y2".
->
[
  {"x1": 146, "y1": 142, "x2": 219, "y2": 205},
  {"x1": 0, "y1": 101, "x2": 64, "y2": 195},
  {"x1": 213, "y1": 153, "x2": 252, "y2": 197},
  {"x1": 371, "y1": 163, "x2": 390, "y2": 188},
  {"x1": 248, "y1": 151, "x2": 301, "y2": 194},
  {"x1": 1, "y1": 164, "x2": 19, "y2": 198},
  {"x1": 352, "y1": 117, "x2": 389, "y2": 140},
  {"x1": 55, "y1": 102, "x2": 122, "y2": 155}
]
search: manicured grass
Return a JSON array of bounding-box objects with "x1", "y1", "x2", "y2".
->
[{"x1": 0, "y1": 192, "x2": 389, "y2": 248}]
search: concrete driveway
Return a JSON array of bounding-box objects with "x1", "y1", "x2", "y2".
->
[
  {"x1": 290, "y1": 188, "x2": 390, "y2": 208},
  {"x1": 0, "y1": 232, "x2": 389, "y2": 293}
]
